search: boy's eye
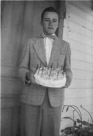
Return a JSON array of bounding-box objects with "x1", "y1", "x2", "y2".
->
[
  {"x1": 44, "y1": 18, "x2": 49, "y2": 22},
  {"x1": 53, "y1": 19, "x2": 57, "y2": 22}
]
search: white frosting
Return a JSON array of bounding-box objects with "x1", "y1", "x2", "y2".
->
[{"x1": 34, "y1": 67, "x2": 66, "y2": 88}]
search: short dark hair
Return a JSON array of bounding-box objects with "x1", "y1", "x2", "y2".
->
[{"x1": 41, "y1": 7, "x2": 59, "y2": 22}]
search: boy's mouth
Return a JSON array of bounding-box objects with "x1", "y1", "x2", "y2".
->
[{"x1": 48, "y1": 26, "x2": 54, "y2": 29}]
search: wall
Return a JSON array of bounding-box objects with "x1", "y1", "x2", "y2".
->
[
  {"x1": 1, "y1": 2, "x2": 25, "y2": 136},
  {"x1": 61, "y1": 0, "x2": 93, "y2": 129}
]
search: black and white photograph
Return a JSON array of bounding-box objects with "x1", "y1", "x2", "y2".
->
[{"x1": 1, "y1": 0, "x2": 93, "y2": 136}]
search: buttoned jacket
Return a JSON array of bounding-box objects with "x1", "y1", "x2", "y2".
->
[{"x1": 19, "y1": 36, "x2": 72, "y2": 107}]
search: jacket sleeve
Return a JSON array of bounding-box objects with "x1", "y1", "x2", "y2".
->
[
  {"x1": 63, "y1": 42, "x2": 73, "y2": 87},
  {"x1": 19, "y1": 41, "x2": 30, "y2": 83}
]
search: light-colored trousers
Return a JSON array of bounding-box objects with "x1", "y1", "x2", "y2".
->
[{"x1": 20, "y1": 90, "x2": 62, "y2": 136}]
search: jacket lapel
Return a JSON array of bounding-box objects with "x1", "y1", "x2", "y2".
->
[
  {"x1": 48, "y1": 38, "x2": 61, "y2": 67},
  {"x1": 33, "y1": 38, "x2": 47, "y2": 66}
]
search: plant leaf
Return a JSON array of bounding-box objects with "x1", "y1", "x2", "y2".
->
[
  {"x1": 77, "y1": 119, "x2": 81, "y2": 123},
  {"x1": 66, "y1": 106, "x2": 69, "y2": 112},
  {"x1": 63, "y1": 117, "x2": 74, "y2": 121}
]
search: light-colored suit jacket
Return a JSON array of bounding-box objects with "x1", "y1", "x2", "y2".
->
[{"x1": 19, "y1": 36, "x2": 72, "y2": 107}]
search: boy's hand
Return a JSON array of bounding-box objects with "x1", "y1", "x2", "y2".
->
[
  {"x1": 64, "y1": 81, "x2": 70, "y2": 88},
  {"x1": 61, "y1": 81, "x2": 70, "y2": 89},
  {"x1": 65, "y1": 82, "x2": 69, "y2": 88},
  {"x1": 25, "y1": 72, "x2": 38, "y2": 85}
]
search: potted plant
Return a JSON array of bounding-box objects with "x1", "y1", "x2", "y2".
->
[{"x1": 60, "y1": 105, "x2": 93, "y2": 136}]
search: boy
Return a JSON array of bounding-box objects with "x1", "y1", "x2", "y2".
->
[{"x1": 19, "y1": 7, "x2": 72, "y2": 136}]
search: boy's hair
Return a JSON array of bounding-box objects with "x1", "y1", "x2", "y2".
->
[{"x1": 41, "y1": 7, "x2": 59, "y2": 22}]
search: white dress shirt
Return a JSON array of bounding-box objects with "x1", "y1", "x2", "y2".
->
[{"x1": 44, "y1": 37, "x2": 54, "y2": 64}]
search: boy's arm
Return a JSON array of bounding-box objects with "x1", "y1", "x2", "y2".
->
[
  {"x1": 19, "y1": 40, "x2": 36, "y2": 85},
  {"x1": 63, "y1": 42, "x2": 73, "y2": 88}
]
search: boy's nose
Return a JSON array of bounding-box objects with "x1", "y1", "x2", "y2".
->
[{"x1": 49, "y1": 20, "x2": 53, "y2": 26}]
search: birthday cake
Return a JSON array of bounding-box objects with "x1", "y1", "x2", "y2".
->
[{"x1": 34, "y1": 67, "x2": 66, "y2": 88}]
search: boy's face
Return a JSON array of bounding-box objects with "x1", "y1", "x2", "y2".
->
[{"x1": 41, "y1": 11, "x2": 59, "y2": 35}]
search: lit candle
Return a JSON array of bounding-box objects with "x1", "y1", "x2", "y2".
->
[
  {"x1": 57, "y1": 70, "x2": 59, "y2": 78},
  {"x1": 37, "y1": 64, "x2": 39, "y2": 74},
  {"x1": 49, "y1": 68, "x2": 52, "y2": 77},
  {"x1": 57, "y1": 60, "x2": 59, "y2": 68},
  {"x1": 36, "y1": 64, "x2": 38, "y2": 70},
  {"x1": 41, "y1": 67, "x2": 44, "y2": 77},
  {"x1": 40, "y1": 62, "x2": 42, "y2": 68}
]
